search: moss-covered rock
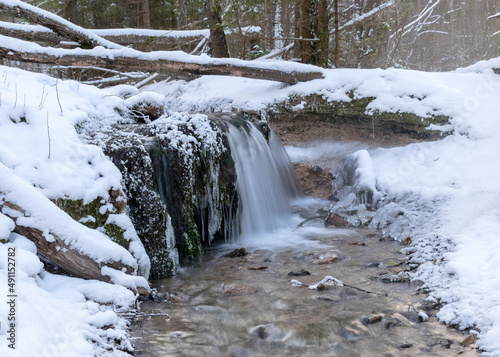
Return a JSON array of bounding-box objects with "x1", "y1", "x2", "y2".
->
[
  {"x1": 95, "y1": 113, "x2": 238, "y2": 273},
  {"x1": 53, "y1": 189, "x2": 129, "y2": 248},
  {"x1": 99, "y1": 134, "x2": 179, "y2": 278},
  {"x1": 268, "y1": 93, "x2": 450, "y2": 144}
]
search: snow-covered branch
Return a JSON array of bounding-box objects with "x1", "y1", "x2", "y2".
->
[{"x1": 330, "y1": 0, "x2": 395, "y2": 34}]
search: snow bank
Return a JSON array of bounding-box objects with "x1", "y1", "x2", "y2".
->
[{"x1": 0, "y1": 240, "x2": 137, "y2": 357}]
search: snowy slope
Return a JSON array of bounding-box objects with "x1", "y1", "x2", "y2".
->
[
  {"x1": 0, "y1": 65, "x2": 153, "y2": 356},
  {"x1": 148, "y1": 65, "x2": 500, "y2": 355}
]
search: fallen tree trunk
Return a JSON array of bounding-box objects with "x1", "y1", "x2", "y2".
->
[
  {"x1": 0, "y1": 21, "x2": 61, "y2": 44},
  {"x1": 0, "y1": 0, "x2": 120, "y2": 49},
  {"x1": 1, "y1": 201, "x2": 133, "y2": 281},
  {"x1": 0, "y1": 21, "x2": 208, "y2": 49},
  {"x1": 0, "y1": 44, "x2": 324, "y2": 84}
]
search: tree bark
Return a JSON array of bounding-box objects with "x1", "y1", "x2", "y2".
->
[
  {"x1": 0, "y1": 44, "x2": 323, "y2": 84},
  {"x1": 204, "y1": 0, "x2": 229, "y2": 58},
  {"x1": 142, "y1": 0, "x2": 151, "y2": 29},
  {"x1": 334, "y1": 0, "x2": 340, "y2": 67},
  {"x1": 317, "y1": 0, "x2": 329, "y2": 67}
]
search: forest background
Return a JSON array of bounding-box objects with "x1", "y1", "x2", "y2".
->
[{"x1": 2, "y1": 0, "x2": 499, "y2": 72}]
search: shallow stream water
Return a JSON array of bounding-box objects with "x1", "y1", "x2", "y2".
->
[{"x1": 129, "y1": 200, "x2": 479, "y2": 357}]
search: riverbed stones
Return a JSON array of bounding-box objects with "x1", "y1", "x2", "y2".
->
[
  {"x1": 288, "y1": 269, "x2": 311, "y2": 276},
  {"x1": 221, "y1": 283, "x2": 259, "y2": 296},
  {"x1": 325, "y1": 212, "x2": 348, "y2": 227},
  {"x1": 361, "y1": 314, "x2": 383, "y2": 325},
  {"x1": 460, "y1": 334, "x2": 475, "y2": 345},
  {"x1": 314, "y1": 254, "x2": 339, "y2": 264},
  {"x1": 224, "y1": 248, "x2": 248, "y2": 258}
]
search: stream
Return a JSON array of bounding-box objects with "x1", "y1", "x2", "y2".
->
[
  {"x1": 129, "y1": 200, "x2": 479, "y2": 357},
  {"x1": 128, "y1": 120, "x2": 479, "y2": 356}
]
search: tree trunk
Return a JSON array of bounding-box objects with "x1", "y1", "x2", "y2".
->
[
  {"x1": 300, "y1": 0, "x2": 314, "y2": 64},
  {"x1": 142, "y1": 0, "x2": 151, "y2": 29},
  {"x1": 177, "y1": 0, "x2": 188, "y2": 29},
  {"x1": 63, "y1": 0, "x2": 78, "y2": 24},
  {"x1": 317, "y1": 0, "x2": 329, "y2": 67},
  {"x1": 334, "y1": 0, "x2": 340, "y2": 67},
  {"x1": 204, "y1": 0, "x2": 229, "y2": 58}
]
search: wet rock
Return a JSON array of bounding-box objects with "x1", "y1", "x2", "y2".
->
[
  {"x1": 361, "y1": 314, "x2": 383, "y2": 325},
  {"x1": 348, "y1": 241, "x2": 366, "y2": 246},
  {"x1": 288, "y1": 269, "x2": 311, "y2": 276},
  {"x1": 248, "y1": 266, "x2": 268, "y2": 270},
  {"x1": 224, "y1": 248, "x2": 248, "y2": 258},
  {"x1": 460, "y1": 334, "x2": 475, "y2": 345},
  {"x1": 249, "y1": 324, "x2": 289, "y2": 342},
  {"x1": 315, "y1": 296, "x2": 341, "y2": 303},
  {"x1": 314, "y1": 254, "x2": 339, "y2": 264},
  {"x1": 221, "y1": 283, "x2": 259, "y2": 296},
  {"x1": 317, "y1": 284, "x2": 327, "y2": 291},
  {"x1": 396, "y1": 343, "x2": 413, "y2": 349},
  {"x1": 384, "y1": 321, "x2": 400, "y2": 329},
  {"x1": 438, "y1": 339, "x2": 452, "y2": 348},
  {"x1": 293, "y1": 163, "x2": 333, "y2": 199},
  {"x1": 325, "y1": 213, "x2": 348, "y2": 227},
  {"x1": 379, "y1": 273, "x2": 410, "y2": 283}
]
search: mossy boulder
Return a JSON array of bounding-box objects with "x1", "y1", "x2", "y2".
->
[
  {"x1": 95, "y1": 113, "x2": 238, "y2": 273},
  {"x1": 268, "y1": 93, "x2": 450, "y2": 144}
]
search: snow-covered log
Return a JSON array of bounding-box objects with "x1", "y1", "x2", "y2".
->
[
  {"x1": 0, "y1": 163, "x2": 145, "y2": 287},
  {"x1": 0, "y1": 0, "x2": 121, "y2": 49},
  {"x1": 0, "y1": 37, "x2": 323, "y2": 84}
]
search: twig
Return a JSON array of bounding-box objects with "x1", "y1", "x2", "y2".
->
[
  {"x1": 14, "y1": 82, "x2": 17, "y2": 108},
  {"x1": 343, "y1": 283, "x2": 387, "y2": 296},
  {"x1": 295, "y1": 215, "x2": 327, "y2": 229},
  {"x1": 39, "y1": 84, "x2": 45, "y2": 108},
  {"x1": 55, "y1": 79, "x2": 63, "y2": 113},
  {"x1": 46, "y1": 111, "x2": 51, "y2": 159}
]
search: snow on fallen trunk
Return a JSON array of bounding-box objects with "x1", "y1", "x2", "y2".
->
[
  {"x1": 0, "y1": 0, "x2": 122, "y2": 49},
  {"x1": 0, "y1": 33, "x2": 324, "y2": 84},
  {"x1": 0, "y1": 162, "x2": 148, "y2": 292}
]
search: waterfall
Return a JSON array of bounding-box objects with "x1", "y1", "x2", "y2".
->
[{"x1": 211, "y1": 114, "x2": 301, "y2": 240}]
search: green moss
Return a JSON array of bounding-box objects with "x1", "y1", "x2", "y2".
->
[
  {"x1": 272, "y1": 93, "x2": 450, "y2": 140},
  {"x1": 0, "y1": 239, "x2": 8, "y2": 244},
  {"x1": 104, "y1": 223, "x2": 130, "y2": 250},
  {"x1": 53, "y1": 189, "x2": 130, "y2": 251}
]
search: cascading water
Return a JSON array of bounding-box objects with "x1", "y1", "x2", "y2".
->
[{"x1": 211, "y1": 114, "x2": 301, "y2": 240}]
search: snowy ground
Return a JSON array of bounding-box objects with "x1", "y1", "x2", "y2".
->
[{"x1": 148, "y1": 61, "x2": 500, "y2": 356}]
